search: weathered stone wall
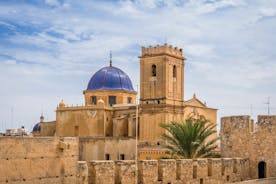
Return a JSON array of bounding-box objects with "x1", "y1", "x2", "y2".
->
[
  {"x1": 232, "y1": 177, "x2": 276, "y2": 184},
  {"x1": 56, "y1": 106, "x2": 108, "y2": 137},
  {"x1": 0, "y1": 137, "x2": 85, "y2": 184},
  {"x1": 221, "y1": 115, "x2": 276, "y2": 179},
  {"x1": 87, "y1": 158, "x2": 249, "y2": 184},
  {"x1": 79, "y1": 137, "x2": 136, "y2": 161},
  {"x1": 40, "y1": 121, "x2": 56, "y2": 136}
]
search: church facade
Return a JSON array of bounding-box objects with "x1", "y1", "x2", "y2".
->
[{"x1": 33, "y1": 43, "x2": 217, "y2": 160}]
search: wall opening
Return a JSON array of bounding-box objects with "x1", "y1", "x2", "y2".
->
[
  {"x1": 193, "y1": 165, "x2": 197, "y2": 179},
  {"x1": 91, "y1": 96, "x2": 97, "y2": 105},
  {"x1": 152, "y1": 64, "x2": 156, "y2": 77},
  {"x1": 233, "y1": 160, "x2": 237, "y2": 173},
  {"x1": 127, "y1": 97, "x2": 132, "y2": 104},
  {"x1": 221, "y1": 165, "x2": 225, "y2": 176},
  {"x1": 173, "y1": 65, "x2": 176, "y2": 78},
  {"x1": 200, "y1": 178, "x2": 203, "y2": 184},
  {"x1": 105, "y1": 154, "x2": 110, "y2": 160},
  {"x1": 74, "y1": 126, "x2": 79, "y2": 136},
  {"x1": 109, "y1": 96, "x2": 117, "y2": 106},
  {"x1": 120, "y1": 154, "x2": 125, "y2": 160},
  {"x1": 176, "y1": 161, "x2": 181, "y2": 180},
  {"x1": 208, "y1": 161, "x2": 212, "y2": 176},
  {"x1": 258, "y1": 161, "x2": 266, "y2": 179}
]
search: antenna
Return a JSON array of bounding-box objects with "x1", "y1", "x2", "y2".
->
[
  {"x1": 109, "y1": 50, "x2": 112, "y2": 67},
  {"x1": 264, "y1": 97, "x2": 270, "y2": 115}
]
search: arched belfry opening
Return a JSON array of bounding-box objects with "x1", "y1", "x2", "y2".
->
[
  {"x1": 258, "y1": 161, "x2": 266, "y2": 179},
  {"x1": 173, "y1": 65, "x2": 176, "y2": 78},
  {"x1": 152, "y1": 64, "x2": 156, "y2": 76}
]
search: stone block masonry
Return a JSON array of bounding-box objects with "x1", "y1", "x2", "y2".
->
[
  {"x1": 0, "y1": 137, "x2": 87, "y2": 184},
  {"x1": 220, "y1": 115, "x2": 276, "y2": 179},
  {"x1": 87, "y1": 158, "x2": 249, "y2": 184}
]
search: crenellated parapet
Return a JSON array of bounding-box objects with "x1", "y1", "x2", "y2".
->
[
  {"x1": 141, "y1": 43, "x2": 184, "y2": 59},
  {"x1": 87, "y1": 158, "x2": 249, "y2": 184},
  {"x1": 221, "y1": 115, "x2": 276, "y2": 134},
  {"x1": 257, "y1": 115, "x2": 276, "y2": 127}
]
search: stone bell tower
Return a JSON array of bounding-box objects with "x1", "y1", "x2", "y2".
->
[
  {"x1": 139, "y1": 43, "x2": 185, "y2": 106},
  {"x1": 139, "y1": 44, "x2": 186, "y2": 143}
]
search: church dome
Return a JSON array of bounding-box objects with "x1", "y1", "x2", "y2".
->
[
  {"x1": 87, "y1": 66, "x2": 135, "y2": 92},
  {"x1": 32, "y1": 123, "x2": 40, "y2": 132}
]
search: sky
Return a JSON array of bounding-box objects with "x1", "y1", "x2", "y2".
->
[{"x1": 0, "y1": 0, "x2": 276, "y2": 132}]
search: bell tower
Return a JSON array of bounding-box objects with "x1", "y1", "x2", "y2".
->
[{"x1": 139, "y1": 43, "x2": 185, "y2": 106}]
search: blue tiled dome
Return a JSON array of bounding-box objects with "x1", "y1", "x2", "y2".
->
[
  {"x1": 87, "y1": 66, "x2": 135, "y2": 92},
  {"x1": 32, "y1": 123, "x2": 40, "y2": 132}
]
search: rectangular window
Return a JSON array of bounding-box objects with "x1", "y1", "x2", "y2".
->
[
  {"x1": 74, "y1": 126, "x2": 79, "y2": 136},
  {"x1": 200, "y1": 178, "x2": 203, "y2": 184},
  {"x1": 127, "y1": 97, "x2": 132, "y2": 104},
  {"x1": 120, "y1": 154, "x2": 125, "y2": 160},
  {"x1": 109, "y1": 96, "x2": 116, "y2": 106},
  {"x1": 105, "y1": 154, "x2": 110, "y2": 160},
  {"x1": 91, "y1": 96, "x2": 97, "y2": 105}
]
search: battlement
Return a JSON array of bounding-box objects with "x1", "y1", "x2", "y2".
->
[
  {"x1": 257, "y1": 115, "x2": 276, "y2": 126},
  {"x1": 141, "y1": 43, "x2": 184, "y2": 59},
  {"x1": 88, "y1": 158, "x2": 250, "y2": 184},
  {"x1": 221, "y1": 115, "x2": 252, "y2": 134},
  {"x1": 221, "y1": 115, "x2": 276, "y2": 134}
]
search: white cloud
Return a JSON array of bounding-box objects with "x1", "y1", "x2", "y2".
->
[
  {"x1": 185, "y1": 44, "x2": 215, "y2": 57},
  {"x1": 0, "y1": 20, "x2": 16, "y2": 30},
  {"x1": 45, "y1": 0, "x2": 61, "y2": 6},
  {"x1": 259, "y1": 8, "x2": 276, "y2": 19},
  {"x1": 2, "y1": 59, "x2": 16, "y2": 65}
]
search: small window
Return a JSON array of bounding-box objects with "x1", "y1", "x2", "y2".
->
[
  {"x1": 127, "y1": 97, "x2": 132, "y2": 104},
  {"x1": 91, "y1": 96, "x2": 97, "y2": 105},
  {"x1": 200, "y1": 178, "x2": 203, "y2": 184},
  {"x1": 105, "y1": 154, "x2": 110, "y2": 160},
  {"x1": 120, "y1": 154, "x2": 125, "y2": 160},
  {"x1": 109, "y1": 96, "x2": 116, "y2": 106},
  {"x1": 74, "y1": 126, "x2": 79, "y2": 136},
  {"x1": 173, "y1": 65, "x2": 176, "y2": 78},
  {"x1": 152, "y1": 64, "x2": 156, "y2": 77}
]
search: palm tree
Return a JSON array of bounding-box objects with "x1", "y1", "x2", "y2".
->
[{"x1": 160, "y1": 116, "x2": 219, "y2": 158}]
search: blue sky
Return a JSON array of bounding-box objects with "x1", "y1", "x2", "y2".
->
[{"x1": 0, "y1": 0, "x2": 276, "y2": 132}]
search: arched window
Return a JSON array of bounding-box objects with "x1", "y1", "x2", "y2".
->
[
  {"x1": 173, "y1": 65, "x2": 176, "y2": 78},
  {"x1": 258, "y1": 161, "x2": 266, "y2": 178},
  {"x1": 152, "y1": 64, "x2": 156, "y2": 77}
]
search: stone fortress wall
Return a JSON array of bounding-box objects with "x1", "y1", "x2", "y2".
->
[
  {"x1": 0, "y1": 137, "x2": 86, "y2": 184},
  {"x1": 88, "y1": 158, "x2": 250, "y2": 184},
  {"x1": 220, "y1": 115, "x2": 276, "y2": 179},
  {"x1": 0, "y1": 136, "x2": 251, "y2": 184}
]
